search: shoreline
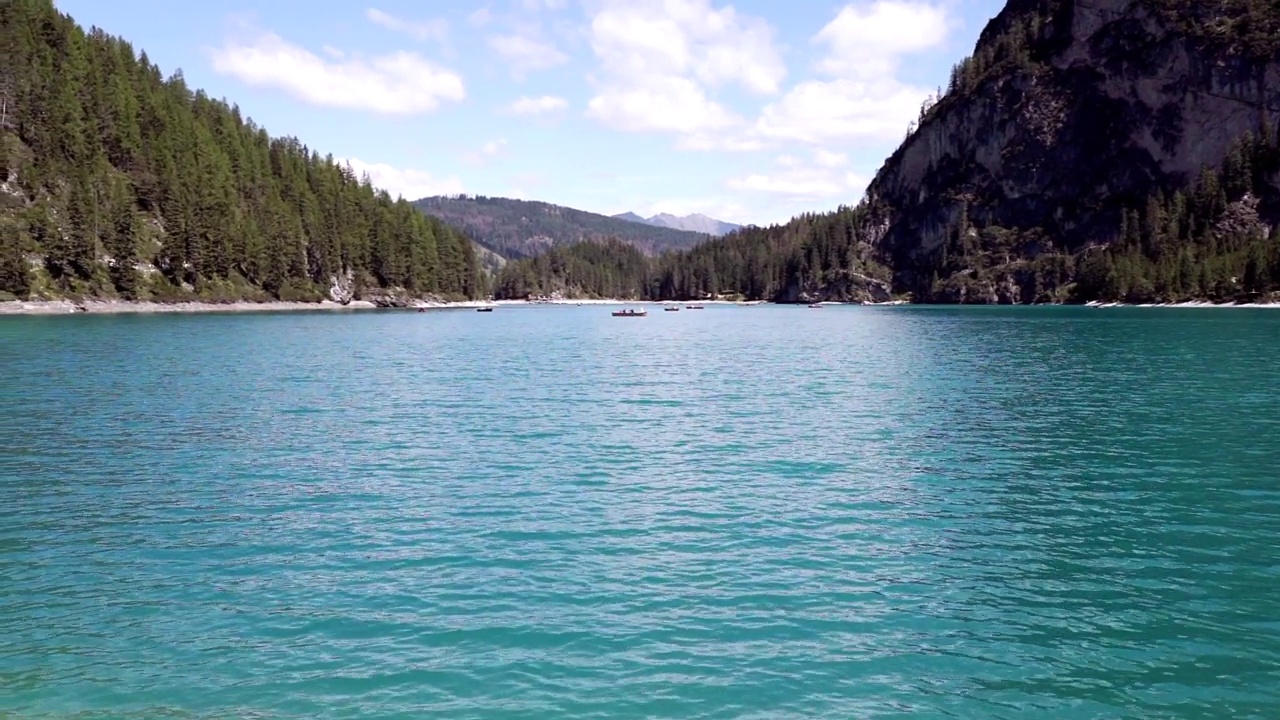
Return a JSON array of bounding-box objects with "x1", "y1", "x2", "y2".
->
[
  {"x1": 4, "y1": 297, "x2": 1276, "y2": 316},
  {"x1": 0, "y1": 297, "x2": 780, "y2": 315}
]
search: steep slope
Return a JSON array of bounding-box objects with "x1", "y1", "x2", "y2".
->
[
  {"x1": 864, "y1": 0, "x2": 1280, "y2": 302},
  {"x1": 414, "y1": 195, "x2": 710, "y2": 259},
  {"x1": 0, "y1": 0, "x2": 482, "y2": 303}
]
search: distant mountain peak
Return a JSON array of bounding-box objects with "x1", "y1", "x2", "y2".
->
[
  {"x1": 611, "y1": 211, "x2": 741, "y2": 236},
  {"x1": 414, "y1": 195, "x2": 711, "y2": 260}
]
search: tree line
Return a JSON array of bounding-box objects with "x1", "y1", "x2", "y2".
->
[
  {"x1": 0, "y1": 0, "x2": 481, "y2": 302},
  {"x1": 493, "y1": 207, "x2": 892, "y2": 302},
  {"x1": 495, "y1": 118, "x2": 1280, "y2": 305}
]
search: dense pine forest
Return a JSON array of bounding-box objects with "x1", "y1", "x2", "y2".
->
[
  {"x1": 494, "y1": 207, "x2": 892, "y2": 302},
  {"x1": 0, "y1": 0, "x2": 481, "y2": 303}
]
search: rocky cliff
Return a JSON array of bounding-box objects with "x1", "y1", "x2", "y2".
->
[{"x1": 866, "y1": 0, "x2": 1280, "y2": 302}]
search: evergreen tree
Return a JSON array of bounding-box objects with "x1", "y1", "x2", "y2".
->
[{"x1": 0, "y1": 0, "x2": 481, "y2": 302}]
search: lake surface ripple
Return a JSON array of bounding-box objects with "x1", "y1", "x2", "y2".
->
[{"x1": 2, "y1": 306, "x2": 1278, "y2": 719}]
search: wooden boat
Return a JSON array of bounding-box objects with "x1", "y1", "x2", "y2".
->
[{"x1": 612, "y1": 309, "x2": 647, "y2": 317}]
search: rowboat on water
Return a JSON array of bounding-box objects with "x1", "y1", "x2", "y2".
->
[
  {"x1": 686, "y1": 304, "x2": 705, "y2": 309},
  {"x1": 664, "y1": 306, "x2": 680, "y2": 312},
  {"x1": 476, "y1": 307, "x2": 494, "y2": 312},
  {"x1": 612, "y1": 309, "x2": 647, "y2": 317},
  {"x1": 808, "y1": 303, "x2": 823, "y2": 308}
]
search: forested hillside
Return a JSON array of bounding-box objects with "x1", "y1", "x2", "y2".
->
[
  {"x1": 413, "y1": 195, "x2": 711, "y2": 260},
  {"x1": 498, "y1": 0, "x2": 1280, "y2": 305},
  {"x1": 0, "y1": 0, "x2": 481, "y2": 303},
  {"x1": 493, "y1": 208, "x2": 892, "y2": 302}
]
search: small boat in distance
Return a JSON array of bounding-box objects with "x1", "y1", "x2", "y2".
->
[
  {"x1": 808, "y1": 303, "x2": 823, "y2": 308},
  {"x1": 686, "y1": 304, "x2": 705, "y2": 310},
  {"x1": 664, "y1": 306, "x2": 680, "y2": 312},
  {"x1": 612, "y1": 308, "x2": 647, "y2": 317},
  {"x1": 476, "y1": 307, "x2": 494, "y2": 312}
]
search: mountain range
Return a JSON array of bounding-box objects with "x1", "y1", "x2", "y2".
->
[
  {"x1": 412, "y1": 195, "x2": 711, "y2": 260},
  {"x1": 611, "y1": 212, "x2": 742, "y2": 236}
]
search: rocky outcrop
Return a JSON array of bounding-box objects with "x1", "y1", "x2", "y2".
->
[
  {"x1": 328, "y1": 270, "x2": 355, "y2": 305},
  {"x1": 360, "y1": 287, "x2": 416, "y2": 308},
  {"x1": 865, "y1": 0, "x2": 1280, "y2": 296},
  {"x1": 778, "y1": 270, "x2": 893, "y2": 304}
]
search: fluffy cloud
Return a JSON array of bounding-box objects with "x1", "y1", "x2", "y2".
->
[
  {"x1": 813, "y1": 1, "x2": 949, "y2": 78},
  {"x1": 587, "y1": 76, "x2": 739, "y2": 134},
  {"x1": 341, "y1": 158, "x2": 465, "y2": 200},
  {"x1": 210, "y1": 31, "x2": 464, "y2": 114},
  {"x1": 462, "y1": 139, "x2": 509, "y2": 166},
  {"x1": 727, "y1": 149, "x2": 868, "y2": 200},
  {"x1": 487, "y1": 32, "x2": 569, "y2": 77},
  {"x1": 584, "y1": 0, "x2": 784, "y2": 142},
  {"x1": 503, "y1": 95, "x2": 569, "y2": 115},
  {"x1": 365, "y1": 8, "x2": 448, "y2": 43},
  {"x1": 751, "y1": 2, "x2": 948, "y2": 144},
  {"x1": 754, "y1": 78, "x2": 928, "y2": 143}
]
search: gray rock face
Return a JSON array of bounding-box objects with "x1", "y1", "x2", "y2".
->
[
  {"x1": 328, "y1": 270, "x2": 355, "y2": 305},
  {"x1": 865, "y1": 0, "x2": 1280, "y2": 289},
  {"x1": 778, "y1": 270, "x2": 893, "y2": 304}
]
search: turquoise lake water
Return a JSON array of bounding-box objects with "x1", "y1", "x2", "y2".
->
[{"x1": 2, "y1": 305, "x2": 1279, "y2": 718}]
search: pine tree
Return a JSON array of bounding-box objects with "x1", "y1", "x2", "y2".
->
[{"x1": 0, "y1": 224, "x2": 32, "y2": 296}]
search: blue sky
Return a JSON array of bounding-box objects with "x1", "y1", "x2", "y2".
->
[{"x1": 54, "y1": 0, "x2": 1006, "y2": 227}]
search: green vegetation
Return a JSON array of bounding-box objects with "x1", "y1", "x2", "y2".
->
[
  {"x1": 1071, "y1": 131, "x2": 1280, "y2": 302},
  {"x1": 0, "y1": 0, "x2": 481, "y2": 302},
  {"x1": 494, "y1": 206, "x2": 891, "y2": 302},
  {"x1": 414, "y1": 195, "x2": 711, "y2": 260}
]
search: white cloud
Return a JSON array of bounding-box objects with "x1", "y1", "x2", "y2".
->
[
  {"x1": 210, "y1": 31, "x2": 464, "y2": 115},
  {"x1": 812, "y1": 149, "x2": 848, "y2": 168},
  {"x1": 468, "y1": 7, "x2": 493, "y2": 26},
  {"x1": 727, "y1": 149, "x2": 867, "y2": 200},
  {"x1": 587, "y1": 75, "x2": 739, "y2": 134},
  {"x1": 750, "y1": 1, "x2": 949, "y2": 145},
  {"x1": 341, "y1": 158, "x2": 465, "y2": 199},
  {"x1": 813, "y1": 1, "x2": 949, "y2": 78},
  {"x1": 487, "y1": 32, "x2": 569, "y2": 77},
  {"x1": 365, "y1": 8, "x2": 448, "y2": 43},
  {"x1": 754, "y1": 79, "x2": 927, "y2": 143},
  {"x1": 462, "y1": 138, "x2": 509, "y2": 166},
  {"x1": 584, "y1": 0, "x2": 785, "y2": 143},
  {"x1": 675, "y1": 132, "x2": 766, "y2": 152},
  {"x1": 503, "y1": 95, "x2": 569, "y2": 115},
  {"x1": 520, "y1": 0, "x2": 567, "y2": 9}
]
